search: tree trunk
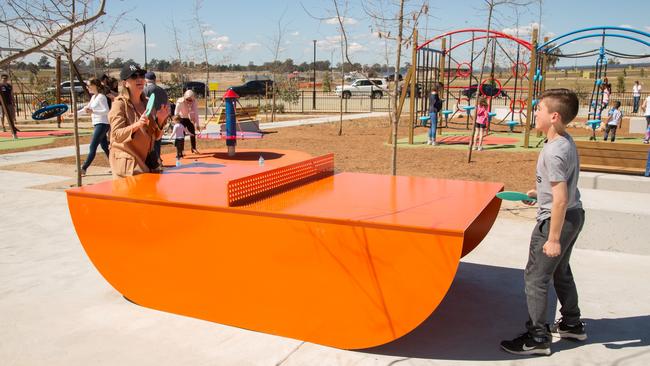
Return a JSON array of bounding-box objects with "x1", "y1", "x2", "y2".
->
[{"x1": 390, "y1": 0, "x2": 406, "y2": 176}]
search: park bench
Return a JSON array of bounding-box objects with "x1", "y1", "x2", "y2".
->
[{"x1": 575, "y1": 140, "x2": 650, "y2": 176}]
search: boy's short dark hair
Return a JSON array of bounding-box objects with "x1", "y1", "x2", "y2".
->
[
  {"x1": 172, "y1": 115, "x2": 181, "y2": 122},
  {"x1": 540, "y1": 88, "x2": 579, "y2": 124},
  {"x1": 614, "y1": 101, "x2": 621, "y2": 108}
]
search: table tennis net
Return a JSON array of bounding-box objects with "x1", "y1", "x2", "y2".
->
[{"x1": 227, "y1": 154, "x2": 335, "y2": 206}]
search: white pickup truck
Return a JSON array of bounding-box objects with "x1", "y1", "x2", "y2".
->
[{"x1": 335, "y1": 78, "x2": 388, "y2": 99}]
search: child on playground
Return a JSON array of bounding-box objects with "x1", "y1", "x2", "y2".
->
[
  {"x1": 170, "y1": 115, "x2": 193, "y2": 159},
  {"x1": 473, "y1": 97, "x2": 489, "y2": 151},
  {"x1": 501, "y1": 88, "x2": 586, "y2": 356},
  {"x1": 603, "y1": 101, "x2": 622, "y2": 142},
  {"x1": 428, "y1": 85, "x2": 443, "y2": 145}
]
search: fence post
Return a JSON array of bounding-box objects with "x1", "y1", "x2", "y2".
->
[
  {"x1": 370, "y1": 90, "x2": 374, "y2": 112},
  {"x1": 301, "y1": 91, "x2": 304, "y2": 113}
]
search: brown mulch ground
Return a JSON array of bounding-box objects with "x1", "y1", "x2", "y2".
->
[
  {"x1": 10, "y1": 116, "x2": 645, "y2": 193},
  {"x1": 43, "y1": 117, "x2": 539, "y2": 191}
]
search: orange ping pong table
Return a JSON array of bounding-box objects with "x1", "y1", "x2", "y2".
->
[{"x1": 66, "y1": 149, "x2": 503, "y2": 349}]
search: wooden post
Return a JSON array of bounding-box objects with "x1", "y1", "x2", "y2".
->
[
  {"x1": 56, "y1": 55, "x2": 62, "y2": 128},
  {"x1": 537, "y1": 36, "x2": 549, "y2": 139},
  {"x1": 439, "y1": 38, "x2": 446, "y2": 134},
  {"x1": 389, "y1": 67, "x2": 413, "y2": 144},
  {"x1": 524, "y1": 28, "x2": 538, "y2": 149},
  {"x1": 408, "y1": 29, "x2": 418, "y2": 145}
]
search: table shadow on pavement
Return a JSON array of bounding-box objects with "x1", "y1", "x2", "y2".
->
[{"x1": 360, "y1": 261, "x2": 648, "y2": 361}]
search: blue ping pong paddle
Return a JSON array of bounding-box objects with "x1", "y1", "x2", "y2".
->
[
  {"x1": 145, "y1": 93, "x2": 156, "y2": 117},
  {"x1": 496, "y1": 191, "x2": 536, "y2": 202}
]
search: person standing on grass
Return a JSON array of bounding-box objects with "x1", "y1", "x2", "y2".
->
[
  {"x1": 632, "y1": 81, "x2": 641, "y2": 114},
  {"x1": 427, "y1": 85, "x2": 442, "y2": 146},
  {"x1": 175, "y1": 89, "x2": 200, "y2": 154},
  {"x1": 473, "y1": 97, "x2": 489, "y2": 151},
  {"x1": 72, "y1": 78, "x2": 110, "y2": 176},
  {"x1": 501, "y1": 89, "x2": 586, "y2": 357},
  {"x1": 603, "y1": 101, "x2": 622, "y2": 142},
  {"x1": 0, "y1": 73, "x2": 19, "y2": 138}
]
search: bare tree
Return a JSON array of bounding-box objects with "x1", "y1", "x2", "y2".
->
[
  {"x1": 0, "y1": 0, "x2": 107, "y2": 68},
  {"x1": 193, "y1": 0, "x2": 211, "y2": 126},
  {"x1": 363, "y1": 0, "x2": 429, "y2": 175},
  {"x1": 265, "y1": 9, "x2": 290, "y2": 122},
  {"x1": 467, "y1": 0, "x2": 532, "y2": 163},
  {"x1": 332, "y1": 0, "x2": 350, "y2": 136},
  {"x1": 169, "y1": 16, "x2": 187, "y2": 84}
]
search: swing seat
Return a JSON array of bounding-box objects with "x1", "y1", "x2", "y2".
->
[
  {"x1": 441, "y1": 110, "x2": 453, "y2": 116},
  {"x1": 586, "y1": 120, "x2": 601, "y2": 129},
  {"x1": 462, "y1": 106, "x2": 475, "y2": 112},
  {"x1": 418, "y1": 116, "x2": 430, "y2": 121},
  {"x1": 488, "y1": 112, "x2": 497, "y2": 117},
  {"x1": 506, "y1": 120, "x2": 518, "y2": 132}
]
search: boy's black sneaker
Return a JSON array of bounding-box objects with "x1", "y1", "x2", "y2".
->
[
  {"x1": 550, "y1": 318, "x2": 587, "y2": 341},
  {"x1": 500, "y1": 332, "x2": 551, "y2": 356}
]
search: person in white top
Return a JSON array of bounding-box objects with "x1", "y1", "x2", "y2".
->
[
  {"x1": 603, "y1": 101, "x2": 622, "y2": 142},
  {"x1": 175, "y1": 89, "x2": 200, "y2": 154},
  {"x1": 642, "y1": 94, "x2": 650, "y2": 144},
  {"x1": 632, "y1": 81, "x2": 642, "y2": 114},
  {"x1": 71, "y1": 78, "x2": 110, "y2": 175}
]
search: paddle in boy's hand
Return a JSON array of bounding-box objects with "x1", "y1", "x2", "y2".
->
[{"x1": 496, "y1": 191, "x2": 537, "y2": 205}]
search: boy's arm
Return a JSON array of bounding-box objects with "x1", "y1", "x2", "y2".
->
[{"x1": 544, "y1": 181, "x2": 569, "y2": 257}]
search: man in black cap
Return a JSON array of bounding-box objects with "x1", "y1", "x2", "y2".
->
[
  {"x1": 142, "y1": 70, "x2": 169, "y2": 170},
  {"x1": 0, "y1": 73, "x2": 19, "y2": 138}
]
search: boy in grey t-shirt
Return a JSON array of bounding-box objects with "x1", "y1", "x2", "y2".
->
[{"x1": 501, "y1": 89, "x2": 586, "y2": 356}]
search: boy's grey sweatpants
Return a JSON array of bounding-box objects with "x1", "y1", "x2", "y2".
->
[{"x1": 525, "y1": 208, "x2": 585, "y2": 337}]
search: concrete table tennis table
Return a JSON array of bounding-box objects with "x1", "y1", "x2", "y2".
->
[{"x1": 66, "y1": 149, "x2": 504, "y2": 349}]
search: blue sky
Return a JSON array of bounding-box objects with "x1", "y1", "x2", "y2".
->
[{"x1": 85, "y1": 0, "x2": 650, "y2": 67}]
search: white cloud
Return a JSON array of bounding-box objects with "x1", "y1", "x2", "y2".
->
[
  {"x1": 148, "y1": 43, "x2": 157, "y2": 48},
  {"x1": 501, "y1": 22, "x2": 539, "y2": 37},
  {"x1": 240, "y1": 42, "x2": 261, "y2": 51},
  {"x1": 644, "y1": 26, "x2": 650, "y2": 32},
  {"x1": 619, "y1": 24, "x2": 632, "y2": 28},
  {"x1": 203, "y1": 30, "x2": 216, "y2": 36},
  {"x1": 325, "y1": 17, "x2": 358, "y2": 25},
  {"x1": 208, "y1": 35, "x2": 231, "y2": 51},
  {"x1": 291, "y1": 31, "x2": 300, "y2": 36}
]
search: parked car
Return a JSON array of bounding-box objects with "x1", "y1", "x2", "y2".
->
[
  {"x1": 399, "y1": 83, "x2": 423, "y2": 98},
  {"x1": 47, "y1": 80, "x2": 87, "y2": 95},
  {"x1": 228, "y1": 80, "x2": 274, "y2": 98},
  {"x1": 461, "y1": 83, "x2": 508, "y2": 98},
  {"x1": 335, "y1": 78, "x2": 388, "y2": 99},
  {"x1": 183, "y1": 81, "x2": 207, "y2": 98}
]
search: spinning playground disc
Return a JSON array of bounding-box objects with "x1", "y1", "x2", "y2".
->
[{"x1": 31, "y1": 104, "x2": 68, "y2": 120}]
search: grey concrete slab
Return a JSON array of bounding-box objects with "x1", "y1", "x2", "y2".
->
[
  {"x1": 0, "y1": 144, "x2": 90, "y2": 167},
  {"x1": 579, "y1": 172, "x2": 650, "y2": 194},
  {"x1": 0, "y1": 169, "x2": 648, "y2": 365}
]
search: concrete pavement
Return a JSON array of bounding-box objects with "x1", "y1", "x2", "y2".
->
[{"x1": 0, "y1": 126, "x2": 649, "y2": 365}]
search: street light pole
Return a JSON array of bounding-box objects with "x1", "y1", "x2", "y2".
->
[
  {"x1": 135, "y1": 18, "x2": 148, "y2": 69},
  {"x1": 313, "y1": 40, "x2": 317, "y2": 110}
]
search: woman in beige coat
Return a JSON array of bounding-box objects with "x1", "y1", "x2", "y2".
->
[{"x1": 108, "y1": 62, "x2": 169, "y2": 178}]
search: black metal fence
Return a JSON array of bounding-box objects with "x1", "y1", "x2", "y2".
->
[{"x1": 10, "y1": 90, "x2": 649, "y2": 121}]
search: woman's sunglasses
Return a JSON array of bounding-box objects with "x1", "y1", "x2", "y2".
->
[{"x1": 129, "y1": 73, "x2": 146, "y2": 80}]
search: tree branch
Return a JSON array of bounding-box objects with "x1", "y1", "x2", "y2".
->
[{"x1": 0, "y1": 0, "x2": 107, "y2": 67}]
